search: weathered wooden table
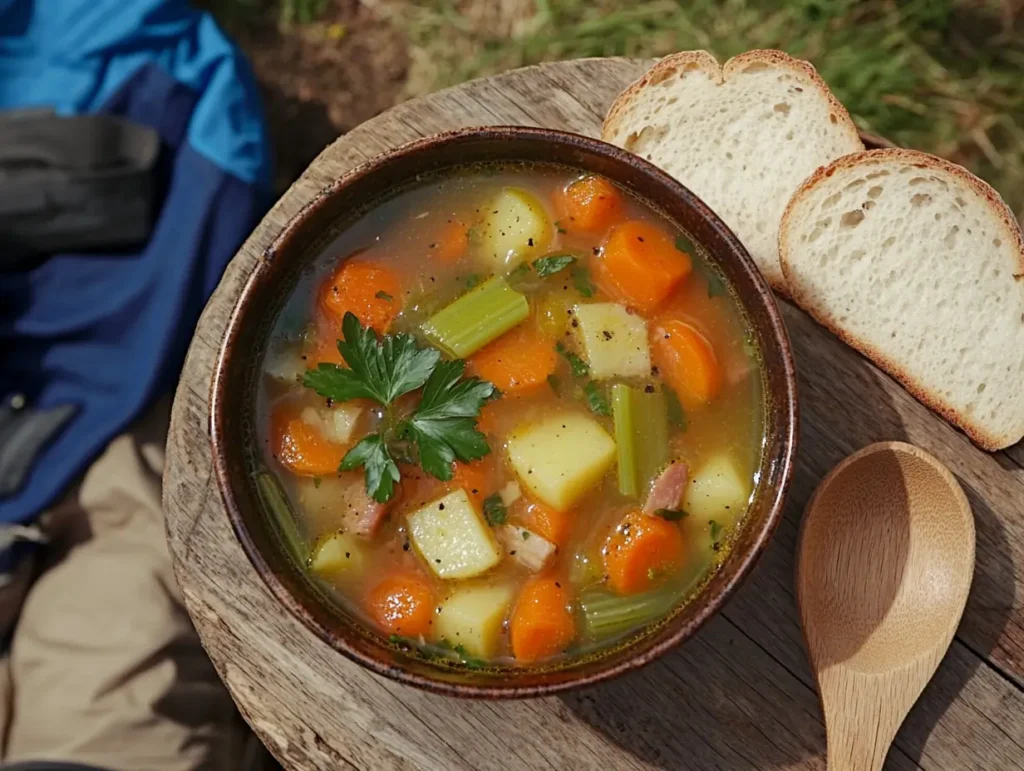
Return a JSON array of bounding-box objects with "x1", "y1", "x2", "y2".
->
[{"x1": 163, "y1": 58, "x2": 1024, "y2": 770}]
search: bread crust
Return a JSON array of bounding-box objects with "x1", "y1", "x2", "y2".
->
[
  {"x1": 779, "y1": 148, "x2": 1024, "y2": 450},
  {"x1": 602, "y1": 49, "x2": 862, "y2": 156}
]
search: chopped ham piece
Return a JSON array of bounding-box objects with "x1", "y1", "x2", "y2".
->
[
  {"x1": 642, "y1": 461, "x2": 690, "y2": 515},
  {"x1": 339, "y1": 475, "x2": 391, "y2": 537}
]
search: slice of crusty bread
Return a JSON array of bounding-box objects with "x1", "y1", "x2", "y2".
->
[
  {"x1": 602, "y1": 50, "x2": 863, "y2": 291},
  {"x1": 780, "y1": 148, "x2": 1024, "y2": 450}
]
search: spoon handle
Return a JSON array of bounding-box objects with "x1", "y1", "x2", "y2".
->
[
  {"x1": 823, "y1": 685, "x2": 901, "y2": 771},
  {"x1": 826, "y1": 734, "x2": 889, "y2": 771}
]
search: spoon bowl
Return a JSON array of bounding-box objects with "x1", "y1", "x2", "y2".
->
[{"x1": 796, "y1": 442, "x2": 974, "y2": 770}]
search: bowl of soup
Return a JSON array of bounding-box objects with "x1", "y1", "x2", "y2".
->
[{"x1": 211, "y1": 126, "x2": 797, "y2": 696}]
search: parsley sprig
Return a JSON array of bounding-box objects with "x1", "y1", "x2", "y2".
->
[{"x1": 302, "y1": 312, "x2": 498, "y2": 502}]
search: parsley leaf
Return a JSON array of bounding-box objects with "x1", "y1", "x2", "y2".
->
[
  {"x1": 572, "y1": 265, "x2": 595, "y2": 298},
  {"x1": 709, "y1": 519, "x2": 722, "y2": 540},
  {"x1": 375, "y1": 290, "x2": 394, "y2": 302},
  {"x1": 482, "y1": 493, "x2": 507, "y2": 526},
  {"x1": 554, "y1": 220, "x2": 567, "y2": 234},
  {"x1": 340, "y1": 434, "x2": 400, "y2": 503},
  {"x1": 655, "y1": 508, "x2": 688, "y2": 521},
  {"x1": 398, "y1": 359, "x2": 496, "y2": 481},
  {"x1": 303, "y1": 312, "x2": 439, "y2": 404},
  {"x1": 555, "y1": 341, "x2": 589, "y2": 377},
  {"x1": 546, "y1": 374, "x2": 560, "y2": 394},
  {"x1": 532, "y1": 254, "x2": 576, "y2": 277},
  {"x1": 301, "y1": 314, "x2": 499, "y2": 503},
  {"x1": 665, "y1": 389, "x2": 688, "y2": 431},
  {"x1": 463, "y1": 273, "x2": 482, "y2": 289},
  {"x1": 584, "y1": 380, "x2": 611, "y2": 416}
]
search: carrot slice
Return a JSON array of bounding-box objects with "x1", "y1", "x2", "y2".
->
[
  {"x1": 556, "y1": 175, "x2": 623, "y2": 233},
  {"x1": 594, "y1": 221, "x2": 693, "y2": 313},
  {"x1": 510, "y1": 577, "x2": 575, "y2": 662},
  {"x1": 467, "y1": 324, "x2": 557, "y2": 393},
  {"x1": 366, "y1": 572, "x2": 434, "y2": 637},
  {"x1": 651, "y1": 319, "x2": 722, "y2": 410},
  {"x1": 517, "y1": 500, "x2": 573, "y2": 548},
  {"x1": 602, "y1": 509, "x2": 685, "y2": 595},
  {"x1": 430, "y1": 219, "x2": 469, "y2": 264},
  {"x1": 451, "y1": 458, "x2": 497, "y2": 507},
  {"x1": 306, "y1": 327, "x2": 345, "y2": 368},
  {"x1": 319, "y1": 260, "x2": 402, "y2": 332},
  {"x1": 269, "y1": 401, "x2": 347, "y2": 476}
]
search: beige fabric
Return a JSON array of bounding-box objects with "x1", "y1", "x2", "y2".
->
[{"x1": 0, "y1": 398, "x2": 246, "y2": 771}]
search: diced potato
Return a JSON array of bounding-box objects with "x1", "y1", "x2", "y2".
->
[
  {"x1": 264, "y1": 344, "x2": 306, "y2": 383},
  {"x1": 498, "y1": 481, "x2": 522, "y2": 507},
  {"x1": 683, "y1": 454, "x2": 754, "y2": 530},
  {"x1": 407, "y1": 489, "x2": 502, "y2": 579},
  {"x1": 507, "y1": 412, "x2": 616, "y2": 511},
  {"x1": 300, "y1": 402, "x2": 363, "y2": 445},
  {"x1": 573, "y1": 303, "x2": 651, "y2": 380},
  {"x1": 310, "y1": 532, "x2": 367, "y2": 579},
  {"x1": 476, "y1": 188, "x2": 552, "y2": 272},
  {"x1": 433, "y1": 583, "x2": 515, "y2": 658},
  {"x1": 496, "y1": 525, "x2": 556, "y2": 572}
]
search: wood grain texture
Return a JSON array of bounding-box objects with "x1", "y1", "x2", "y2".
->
[
  {"x1": 163, "y1": 58, "x2": 1024, "y2": 770},
  {"x1": 797, "y1": 443, "x2": 975, "y2": 771}
]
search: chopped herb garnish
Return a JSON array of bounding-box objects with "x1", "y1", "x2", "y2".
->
[
  {"x1": 521, "y1": 530, "x2": 531, "y2": 540},
  {"x1": 555, "y1": 341, "x2": 589, "y2": 377},
  {"x1": 303, "y1": 313, "x2": 497, "y2": 501},
  {"x1": 463, "y1": 273, "x2": 483, "y2": 289},
  {"x1": 709, "y1": 519, "x2": 722, "y2": 540},
  {"x1": 453, "y1": 644, "x2": 488, "y2": 669},
  {"x1": 507, "y1": 262, "x2": 532, "y2": 281},
  {"x1": 706, "y1": 270, "x2": 727, "y2": 298},
  {"x1": 674, "y1": 234, "x2": 696, "y2": 255},
  {"x1": 654, "y1": 508, "x2": 688, "y2": 521},
  {"x1": 312, "y1": 476, "x2": 322, "y2": 488},
  {"x1": 532, "y1": 254, "x2": 577, "y2": 277},
  {"x1": 482, "y1": 493, "x2": 508, "y2": 526},
  {"x1": 546, "y1": 374, "x2": 560, "y2": 394},
  {"x1": 584, "y1": 380, "x2": 611, "y2": 416},
  {"x1": 572, "y1": 265, "x2": 595, "y2": 298},
  {"x1": 375, "y1": 290, "x2": 394, "y2": 302},
  {"x1": 665, "y1": 389, "x2": 688, "y2": 431},
  {"x1": 554, "y1": 220, "x2": 567, "y2": 234}
]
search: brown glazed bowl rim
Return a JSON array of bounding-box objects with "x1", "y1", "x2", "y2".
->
[{"x1": 210, "y1": 126, "x2": 798, "y2": 698}]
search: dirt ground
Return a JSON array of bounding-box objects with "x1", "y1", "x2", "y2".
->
[{"x1": 218, "y1": 0, "x2": 408, "y2": 192}]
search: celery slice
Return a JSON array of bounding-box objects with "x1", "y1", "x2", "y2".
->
[
  {"x1": 579, "y1": 585, "x2": 682, "y2": 642},
  {"x1": 420, "y1": 276, "x2": 529, "y2": 358},
  {"x1": 579, "y1": 563, "x2": 708, "y2": 642},
  {"x1": 612, "y1": 384, "x2": 669, "y2": 498},
  {"x1": 255, "y1": 471, "x2": 307, "y2": 564}
]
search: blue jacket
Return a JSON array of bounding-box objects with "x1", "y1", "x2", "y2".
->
[{"x1": 0, "y1": 0, "x2": 272, "y2": 524}]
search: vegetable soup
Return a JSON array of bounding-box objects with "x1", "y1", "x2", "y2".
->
[{"x1": 258, "y1": 163, "x2": 764, "y2": 667}]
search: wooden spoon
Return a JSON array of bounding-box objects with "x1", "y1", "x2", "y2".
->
[{"x1": 796, "y1": 442, "x2": 975, "y2": 771}]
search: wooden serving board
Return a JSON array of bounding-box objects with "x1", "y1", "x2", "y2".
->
[{"x1": 163, "y1": 57, "x2": 1024, "y2": 770}]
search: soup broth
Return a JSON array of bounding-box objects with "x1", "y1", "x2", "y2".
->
[{"x1": 258, "y1": 163, "x2": 764, "y2": 667}]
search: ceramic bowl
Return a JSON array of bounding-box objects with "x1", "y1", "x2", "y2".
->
[{"x1": 211, "y1": 126, "x2": 798, "y2": 697}]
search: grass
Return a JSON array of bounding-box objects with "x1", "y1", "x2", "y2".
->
[
  {"x1": 211, "y1": 0, "x2": 1024, "y2": 221},
  {"x1": 374, "y1": 0, "x2": 1024, "y2": 222}
]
